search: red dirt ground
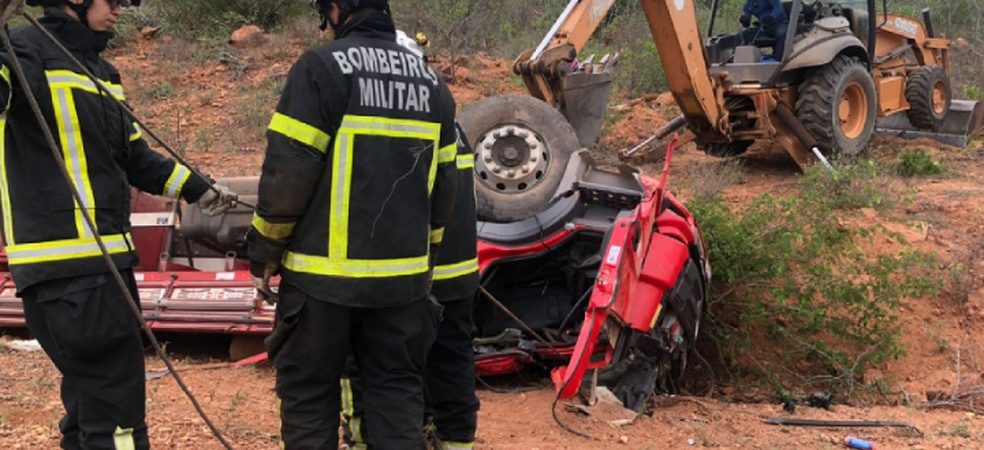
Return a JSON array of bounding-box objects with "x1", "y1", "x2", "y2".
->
[{"x1": 0, "y1": 30, "x2": 981, "y2": 449}]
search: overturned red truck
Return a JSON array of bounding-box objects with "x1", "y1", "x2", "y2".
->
[{"x1": 0, "y1": 143, "x2": 709, "y2": 408}]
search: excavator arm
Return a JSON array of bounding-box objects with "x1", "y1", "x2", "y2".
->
[{"x1": 515, "y1": 0, "x2": 728, "y2": 140}]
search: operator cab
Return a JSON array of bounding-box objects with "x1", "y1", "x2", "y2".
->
[{"x1": 703, "y1": 0, "x2": 876, "y2": 86}]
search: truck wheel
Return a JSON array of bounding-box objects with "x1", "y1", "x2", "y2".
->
[
  {"x1": 697, "y1": 140, "x2": 752, "y2": 157},
  {"x1": 459, "y1": 95, "x2": 579, "y2": 222},
  {"x1": 905, "y1": 66, "x2": 951, "y2": 132},
  {"x1": 796, "y1": 56, "x2": 876, "y2": 157}
]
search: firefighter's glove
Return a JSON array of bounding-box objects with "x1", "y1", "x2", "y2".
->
[
  {"x1": 196, "y1": 184, "x2": 238, "y2": 216},
  {"x1": 739, "y1": 14, "x2": 751, "y2": 28},
  {"x1": 251, "y1": 260, "x2": 280, "y2": 305},
  {"x1": 0, "y1": 0, "x2": 25, "y2": 26}
]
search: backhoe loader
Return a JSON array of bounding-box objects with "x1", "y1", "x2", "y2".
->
[{"x1": 459, "y1": 0, "x2": 984, "y2": 222}]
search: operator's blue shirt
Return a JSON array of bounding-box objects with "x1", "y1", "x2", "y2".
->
[{"x1": 743, "y1": 0, "x2": 787, "y2": 27}]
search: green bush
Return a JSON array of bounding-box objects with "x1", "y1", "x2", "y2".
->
[
  {"x1": 690, "y1": 162, "x2": 939, "y2": 397},
  {"x1": 147, "y1": 0, "x2": 307, "y2": 41},
  {"x1": 894, "y1": 149, "x2": 945, "y2": 177}
]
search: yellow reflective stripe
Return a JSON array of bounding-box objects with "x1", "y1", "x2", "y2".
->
[
  {"x1": 6, "y1": 233, "x2": 132, "y2": 266},
  {"x1": 433, "y1": 258, "x2": 479, "y2": 281},
  {"x1": 0, "y1": 117, "x2": 12, "y2": 245},
  {"x1": 438, "y1": 144, "x2": 457, "y2": 164},
  {"x1": 329, "y1": 133, "x2": 354, "y2": 259},
  {"x1": 340, "y1": 378, "x2": 367, "y2": 449},
  {"x1": 340, "y1": 115, "x2": 440, "y2": 140},
  {"x1": 50, "y1": 86, "x2": 97, "y2": 238},
  {"x1": 0, "y1": 66, "x2": 10, "y2": 111},
  {"x1": 442, "y1": 442, "x2": 475, "y2": 450},
  {"x1": 284, "y1": 252, "x2": 430, "y2": 278},
  {"x1": 430, "y1": 227, "x2": 444, "y2": 244},
  {"x1": 45, "y1": 70, "x2": 125, "y2": 100},
  {"x1": 276, "y1": 397, "x2": 285, "y2": 450},
  {"x1": 456, "y1": 154, "x2": 475, "y2": 170},
  {"x1": 113, "y1": 426, "x2": 135, "y2": 450},
  {"x1": 252, "y1": 214, "x2": 296, "y2": 240},
  {"x1": 163, "y1": 164, "x2": 191, "y2": 198},
  {"x1": 268, "y1": 112, "x2": 331, "y2": 153},
  {"x1": 129, "y1": 122, "x2": 142, "y2": 142}
]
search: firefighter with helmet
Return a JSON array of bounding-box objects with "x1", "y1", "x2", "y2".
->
[
  {"x1": 246, "y1": 0, "x2": 458, "y2": 447},
  {"x1": 0, "y1": 0, "x2": 237, "y2": 448},
  {"x1": 341, "y1": 32, "x2": 481, "y2": 450}
]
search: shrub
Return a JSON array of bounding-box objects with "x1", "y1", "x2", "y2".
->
[
  {"x1": 149, "y1": 0, "x2": 307, "y2": 41},
  {"x1": 690, "y1": 161, "x2": 939, "y2": 397},
  {"x1": 894, "y1": 149, "x2": 945, "y2": 177}
]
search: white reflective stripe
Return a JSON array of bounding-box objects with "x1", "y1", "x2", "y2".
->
[
  {"x1": 46, "y1": 70, "x2": 125, "y2": 100},
  {"x1": 113, "y1": 426, "x2": 136, "y2": 450},
  {"x1": 456, "y1": 154, "x2": 474, "y2": 170},
  {"x1": 51, "y1": 87, "x2": 96, "y2": 238},
  {"x1": 0, "y1": 116, "x2": 12, "y2": 244},
  {"x1": 432, "y1": 258, "x2": 479, "y2": 281},
  {"x1": 5, "y1": 233, "x2": 132, "y2": 265},
  {"x1": 283, "y1": 252, "x2": 429, "y2": 278},
  {"x1": 164, "y1": 164, "x2": 191, "y2": 198}
]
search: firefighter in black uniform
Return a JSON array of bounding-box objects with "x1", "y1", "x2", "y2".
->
[
  {"x1": 341, "y1": 31, "x2": 480, "y2": 450},
  {"x1": 246, "y1": 0, "x2": 458, "y2": 448},
  {"x1": 343, "y1": 123, "x2": 480, "y2": 450},
  {"x1": 0, "y1": 0, "x2": 236, "y2": 448}
]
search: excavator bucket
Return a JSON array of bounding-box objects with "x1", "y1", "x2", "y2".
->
[
  {"x1": 876, "y1": 100, "x2": 984, "y2": 148},
  {"x1": 561, "y1": 71, "x2": 614, "y2": 148}
]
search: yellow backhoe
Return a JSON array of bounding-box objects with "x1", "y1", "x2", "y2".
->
[{"x1": 458, "y1": 0, "x2": 983, "y2": 222}]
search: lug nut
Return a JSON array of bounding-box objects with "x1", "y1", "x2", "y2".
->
[
  {"x1": 492, "y1": 167, "x2": 502, "y2": 174},
  {"x1": 484, "y1": 154, "x2": 493, "y2": 163}
]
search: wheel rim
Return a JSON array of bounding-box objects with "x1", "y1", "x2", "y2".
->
[
  {"x1": 474, "y1": 124, "x2": 549, "y2": 194},
  {"x1": 932, "y1": 80, "x2": 947, "y2": 115},
  {"x1": 838, "y1": 82, "x2": 868, "y2": 140}
]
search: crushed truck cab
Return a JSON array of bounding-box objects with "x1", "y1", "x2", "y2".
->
[{"x1": 0, "y1": 147, "x2": 709, "y2": 407}]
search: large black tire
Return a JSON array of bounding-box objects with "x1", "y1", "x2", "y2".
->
[
  {"x1": 458, "y1": 95, "x2": 579, "y2": 222},
  {"x1": 796, "y1": 56, "x2": 877, "y2": 157},
  {"x1": 697, "y1": 140, "x2": 753, "y2": 157},
  {"x1": 905, "y1": 66, "x2": 951, "y2": 132}
]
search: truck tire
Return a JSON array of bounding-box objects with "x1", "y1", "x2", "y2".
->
[
  {"x1": 905, "y1": 66, "x2": 951, "y2": 132},
  {"x1": 796, "y1": 56, "x2": 876, "y2": 157},
  {"x1": 459, "y1": 95, "x2": 579, "y2": 222}
]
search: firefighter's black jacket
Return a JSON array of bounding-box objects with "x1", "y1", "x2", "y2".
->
[
  {"x1": 0, "y1": 10, "x2": 210, "y2": 291},
  {"x1": 430, "y1": 124, "x2": 478, "y2": 302},
  {"x1": 247, "y1": 9, "x2": 458, "y2": 308}
]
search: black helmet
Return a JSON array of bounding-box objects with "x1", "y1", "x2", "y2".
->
[{"x1": 310, "y1": 0, "x2": 389, "y2": 32}]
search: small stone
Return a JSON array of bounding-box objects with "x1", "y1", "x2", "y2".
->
[
  {"x1": 618, "y1": 435, "x2": 629, "y2": 444},
  {"x1": 687, "y1": 438, "x2": 697, "y2": 446}
]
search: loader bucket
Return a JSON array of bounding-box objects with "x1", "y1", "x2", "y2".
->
[
  {"x1": 876, "y1": 100, "x2": 984, "y2": 148},
  {"x1": 561, "y1": 71, "x2": 614, "y2": 148}
]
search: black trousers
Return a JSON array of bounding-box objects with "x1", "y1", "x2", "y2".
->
[
  {"x1": 343, "y1": 294, "x2": 480, "y2": 448},
  {"x1": 20, "y1": 270, "x2": 148, "y2": 450},
  {"x1": 267, "y1": 281, "x2": 440, "y2": 450}
]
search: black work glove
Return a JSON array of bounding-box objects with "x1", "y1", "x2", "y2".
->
[
  {"x1": 740, "y1": 14, "x2": 752, "y2": 28},
  {"x1": 250, "y1": 260, "x2": 280, "y2": 305}
]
